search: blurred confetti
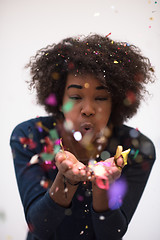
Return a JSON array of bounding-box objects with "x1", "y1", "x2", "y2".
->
[
  {"x1": 62, "y1": 100, "x2": 74, "y2": 113},
  {"x1": 45, "y1": 93, "x2": 57, "y2": 106},
  {"x1": 108, "y1": 178, "x2": 127, "y2": 210},
  {"x1": 94, "y1": 12, "x2": 100, "y2": 17},
  {"x1": 0, "y1": 210, "x2": 6, "y2": 221},
  {"x1": 73, "y1": 131, "x2": 82, "y2": 141}
]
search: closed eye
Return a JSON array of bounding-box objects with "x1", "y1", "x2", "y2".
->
[
  {"x1": 95, "y1": 97, "x2": 108, "y2": 101},
  {"x1": 69, "y1": 96, "x2": 82, "y2": 100}
]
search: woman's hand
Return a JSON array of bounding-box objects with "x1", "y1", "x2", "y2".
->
[
  {"x1": 88, "y1": 156, "x2": 124, "y2": 189},
  {"x1": 55, "y1": 150, "x2": 89, "y2": 184}
]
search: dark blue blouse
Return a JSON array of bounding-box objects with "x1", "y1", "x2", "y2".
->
[{"x1": 10, "y1": 116, "x2": 156, "y2": 240}]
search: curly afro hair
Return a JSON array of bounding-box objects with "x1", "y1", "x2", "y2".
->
[{"x1": 26, "y1": 34, "x2": 155, "y2": 126}]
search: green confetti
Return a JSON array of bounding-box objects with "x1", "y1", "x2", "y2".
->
[
  {"x1": 41, "y1": 153, "x2": 54, "y2": 161},
  {"x1": 0, "y1": 211, "x2": 6, "y2": 221},
  {"x1": 49, "y1": 129, "x2": 59, "y2": 140},
  {"x1": 54, "y1": 145, "x2": 61, "y2": 154},
  {"x1": 62, "y1": 100, "x2": 74, "y2": 113},
  {"x1": 133, "y1": 149, "x2": 139, "y2": 159}
]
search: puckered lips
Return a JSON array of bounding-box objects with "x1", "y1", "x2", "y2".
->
[{"x1": 80, "y1": 122, "x2": 94, "y2": 135}]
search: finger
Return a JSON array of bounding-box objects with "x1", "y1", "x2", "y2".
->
[
  {"x1": 59, "y1": 160, "x2": 73, "y2": 173},
  {"x1": 64, "y1": 169, "x2": 88, "y2": 182},
  {"x1": 55, "y1": 151, "x2": 66, "y2": 163},
  {"x1": 116, "y1": 156, "x2": 124, "y2": 168},
  {"x1": 114, "y1": 156, "x2": 124, "y2": 171}
]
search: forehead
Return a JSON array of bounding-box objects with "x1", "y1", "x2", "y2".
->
[{"x1": 66, "y1": 74, "x2": 102, "y2": 88}]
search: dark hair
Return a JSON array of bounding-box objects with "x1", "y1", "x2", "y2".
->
[{"x1": 26, "y1": 34, "x2": 155, "y2": 125}]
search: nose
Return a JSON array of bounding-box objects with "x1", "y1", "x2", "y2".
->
[{"x1": 81, "y1": 102, "x2": 95, "y2": 117}]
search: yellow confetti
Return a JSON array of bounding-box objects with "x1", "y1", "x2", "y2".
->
[
  {"x1": 52, "y1": 72, "x2": 60, "y2": 80},
  {"x1": 114, "y1": 145, "x2": 131, "y2": 167},
  {"x1": 36, "y1": 121, "x2": 49, "y2": 132},
  {"x1": 84, "y1": 82, "x2": 90, "y2": 88},
  {"x1": 114, "y1": 60, "x2": 119, "y2": 64},
  {"x1": 121, "y1": 149, "x2": 131, "y2": 166}
]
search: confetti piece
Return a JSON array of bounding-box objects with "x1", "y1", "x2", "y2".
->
[
  {"x1": 19, "y1": 137, "x2": 37, "y2": 149},
  {"x1": 45, "y1": 93, "x2": 57, "y2": 106},
  {"x1": 40, "y1": 179, "x2": 49, "y2": 188},
  {"x1": 43, "y1": 136, "x2": 54, "y2": 153},
  {"x1": 108, "y1": 178, "x2": 127, "y2": 210},
  {"x1": 65, "y1": 208, "x2": 72, "y2": 216},
  {"x1": 54, "y1": 139, "x2": 61, "y2": 145},
  {"x1": 106, "y1": 32, "x2": 111, "y2": 37},
  {"x1": 73, "y1": 131, "x2": 82, "y2": 141},
  {"x1": 94, "y1": 12, "x2": 100, "y2": 17},
  {"x1": 52, "y1": 72, "x2": 60, "y2": 80},
  {"x1": 94, "y1": 164, "x2": 106, "y2": 176},
  {"x1": 0, "y1": 211, "x2": 6, "y2": 221},
  {"x1": 63, "y1": 119, "x2": 73, "y2": 131},
  {"x1": 100, "y1": 151, "x2": 111, "y2": 160},
  {"x1": 84, "y1": 82, "x2": 90, "y2": 88},
  {"x1": 133, "y1": 149, "x2": 139, "y2": 159},
  {"x1": 62, "y1": 100, "x2": 74, "y2": 113},
  {"x1": 129, "y1": 128, "x2": 139, "y2": 138},
  {"x1": 40, "y1": 153, "x2": 55, "y2": 161},
  {"x1": 36, "y1": 121, "x2": 49, "y2": 132},
  {"x1": 49, "y1": 129, "x2": 59, "y2": 140},
  {"x1": 114, "y1": 60, "x2": 118, "y2": 64},
  {"x1": 99, "y1": 215, "x2": 105, "y2": 220},
  {"x1": 96, "y1": 177, "x2": 109, "y2": 190},
  {"x1": 29, "y1": 154, "x2": 39, "y2": 165},
  {"x1": 124, "y1": 91, "x2": 136, "y2": 106},
  {"x1": 77, "y1": 194, "x2": 84, "y2": 201},
  {"x1": 114, "y1": 146, "x2": 123, "y2": 160},
  {"x1": 121, "y1": 149, "x2": 131, "y2": 166},
  {"x1": 54, "y1": 144, "x2": 61, "y2": 154}
]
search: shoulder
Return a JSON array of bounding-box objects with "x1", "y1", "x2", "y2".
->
[
  {"x1": 10, "y1": 116, "x2": 56, "y2": 146},
  {"x1": 11, "y1": 116, "x2": 55, "y2": 135},
  {"x1": 112, "y1": 124, "x2": 156, "y2": 163}
]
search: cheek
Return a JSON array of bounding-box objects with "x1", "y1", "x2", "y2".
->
[
  {"x1": 63, "y1": 107, "x2": 79, "y2": 126},
  {"x1": 97, "y1": 104, "x2": 112, "y2": 121}
]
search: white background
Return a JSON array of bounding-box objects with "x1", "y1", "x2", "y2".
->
[{"x1": 0, "y1": 0, "x2": 160, "y2": 239}]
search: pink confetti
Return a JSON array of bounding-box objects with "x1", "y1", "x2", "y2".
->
[
  {"x1": 45, "y1": 93, "x2": 57, "y2": 106},
  {"x1": 96, "y1": 177, "x2": 109, "y2": 190},
  {"x1": 77, "y1": 195, "x2": 84, "y2": 201}
]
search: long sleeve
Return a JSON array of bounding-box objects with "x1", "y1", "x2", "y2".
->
[
  {"x1": 10, "y1": 119, "x2": 156, "y2": 240},
  {"x1": 91, "y1": 207, "x2": 127, "y2": 240},
  {"x1": 10, "y1": 117, "x2": 71, "y2": 239},
  {"x1": 90, "y1": 125, "x2": 156, "y2": 240}
]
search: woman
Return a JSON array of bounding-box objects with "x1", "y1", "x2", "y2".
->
[{"x1": 10, "y1": 34, "x2": 156, "y2": 240}]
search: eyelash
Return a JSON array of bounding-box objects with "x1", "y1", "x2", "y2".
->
[
  {"x1": 69, "y1": 96, "x2": 108, "y2": 101},
  {"x1": 69, "y1": 96, "x2": 81, "y2": 100}
]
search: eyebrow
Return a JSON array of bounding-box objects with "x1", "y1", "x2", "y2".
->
[
  {"x1": 96, "y1": 86, "x2": 106, "y2": 90},
  {"x1": 67, "y1": 84, "x2": 82, "y2": 89},
  {"x1": 67, "y1": 84, "x2": 106, "y2": 90}
]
